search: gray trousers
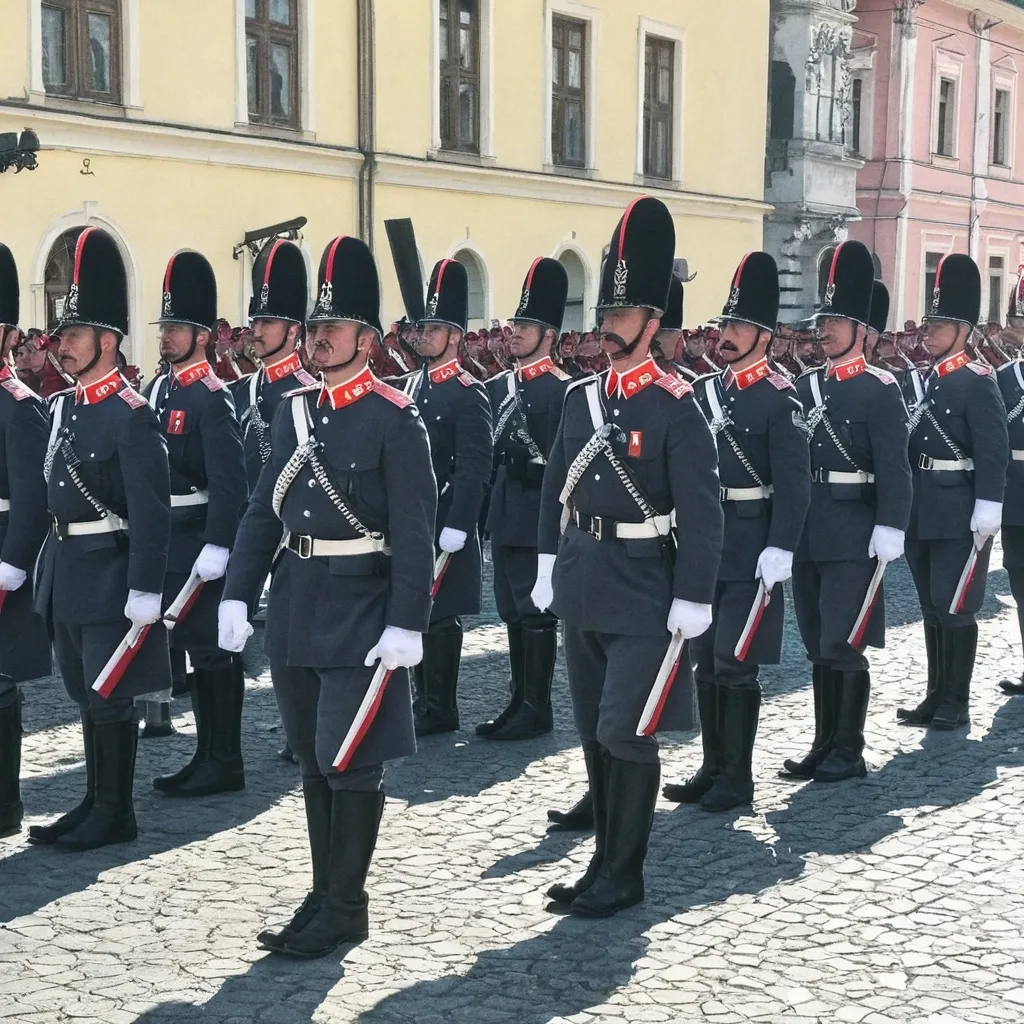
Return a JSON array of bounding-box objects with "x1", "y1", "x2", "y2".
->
[
  {"x1": 905, "y1": 535, "x2": 992, "y2": 630},
  {"x1": 55, "y1": 622, "x2": 136, "y2": 724},
  {"x1": 271, "y1": 661, "x2": 393, "y2": 792},
  {"x1": 0, "y1": 681, "x2": 18, "y2": 709},
  {"x1": 563, "y1": 626, "x2": 691, "y2": 764}
]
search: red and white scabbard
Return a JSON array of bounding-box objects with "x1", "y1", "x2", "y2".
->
[
  {"x1": 162, "y1": 569, "x2": 206, "y2": 631},
  {"x1": 949, "y1": 533, "x2": 987, "y2": 616},
  {"x1": 636, "y1": 631, "x2": 687, "y2": 738},
  {"x1": 847, "y1": 559, "x2": 888, "y2": 648},
  {"x1": 91, "y1": 622, "x2": 151, "y2": 699},
  {"x1": 734, "y1": 581, "x2": 771, "y2": 663},
  {"x1": 333, "y1": 552, "x2": 453, "y2": 771},
  {"x1": 0, "y1": 590, "x2": 8, "y2": 616}
]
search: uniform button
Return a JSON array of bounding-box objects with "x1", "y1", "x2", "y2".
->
[
  {"x1": 613, "y1": 409, "x2": 620, "y2": 417},
  {"x1": 817, "y1": 443, "x2": 822, "y2": 447},
  {"x1": 90, "y1": 453, "x2": 95, "y2": 458},
  {"x1": 350, "y1": 462, "x2": 356, "y2": 469},
  {"x1": 71, "y1": 415, "x2": 77, "y2": 421},
  {"x1": 436, "y1": 415, "x2": 441, "y2": 421},
  {"x1": 594, "y1": 474, "x2": 601, "y2": 481},
  {"x1": 946, "y1": 409, "x2": 951, "y2": 414},
  {"x1": 307, "y1": 479, "x2": 315, "y2": 488},
  {"x1": 303, "y1": 510, "x2": 311, "y2": 518},
  {"x1": 322, "y1": 416, "x2": 329, "y2": 424},
  {"x1": 59, "y1": 481, "x2": 65, "y2": 487}
]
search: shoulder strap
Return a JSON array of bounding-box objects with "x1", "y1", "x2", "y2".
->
[
  {"x1": 507, "y1": 370, "x2": 516, "y2": 402},
  {"x1": 148, "y1": 374, "x2": 168, "y2": 411},
  {"x1": 44, "y1": 394, "x2": 68, "y2": 482},
  {"x1": 249, "y1": 368, "x2": 261, "y2": 407},
  {"x1": 703, "y1": 376, "x2": 725, "y2": 423},
  {"x1": 584, "y1": 380, "x2": 605, "y2": 431},
  {"x1": 808, "y1": 369, "x2": 825, "y2": 411},
  {"x1": 290, "y1": 392, "x2": 312, "y2": 446},
  {"x1": 910, "y1": 368, "x2": 925, "y2": 404}
]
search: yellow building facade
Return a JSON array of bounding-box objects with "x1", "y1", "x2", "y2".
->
[{"x1": 0, "y1": 0, "x2": 770, "y2": 372}]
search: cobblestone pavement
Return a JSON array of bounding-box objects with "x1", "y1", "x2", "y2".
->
[{"x1": 2, "y1": 545, "x2": 1024, "y2": 1024}]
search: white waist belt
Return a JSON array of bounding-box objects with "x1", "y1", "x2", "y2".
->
[
  {"x1": 815, "y1": 470, "x2": 875, "y2": 484},
  {"x1": 1012, "y1": 450, "x2": 1024, "y2": 462},
  {"x1": 721, "y1": 485, "x2": 773, "y2": 502},
  {"x1": 616, "y1": 515, "x2": 673, "y2": 539},
  {"x1": 170, "y1": 490, "x2": 209, "y2": 508},
  {"x1": 918, "y1": 456, "x2": 974, "y2": 472},
  {"x1": 0, "y1": 499, "x2": 9, "y2": 512},
  {"x1": 289, "y1": 534, "x2": 389, "y2": 558},
  {"x1": 62, "y1": 516, "x2": 129, "y2": 537}
]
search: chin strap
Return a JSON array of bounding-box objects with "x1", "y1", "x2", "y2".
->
[
  {"x1": 604, "y1": 319, "x2": 654, "y2": 362},
  {"x1": 78, "y1": 327, "x2": 105, "y2": 378},
  {"x1": 169, "y1": 326, "x2": 200, "y2": 366}
]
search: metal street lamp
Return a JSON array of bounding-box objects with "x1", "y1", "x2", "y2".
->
[{"x1": 0, "y1": 129, "x2": 39, "y2": 174}]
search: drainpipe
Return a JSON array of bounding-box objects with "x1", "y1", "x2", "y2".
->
[
  {"x1": 969, "y1": 11, "x2": 1000, "y2": 263},
  {"x1": 356, "y1": 0, "x2": 376, "y2": 247}
]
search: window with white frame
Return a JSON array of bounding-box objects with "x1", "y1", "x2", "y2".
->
[
  {"x1": 851, "y1": 78, "x2": 863, "y2": 154},
  {"x1": 551, "y1": 16, "x2": 587, "y2": 168},
  {"x1": 989, "y1": 255, "x2": 1005, "y2": 324},
  {"x1": 993, "y1": 88, "x2": 1011, "y2": 167},
  {"x1": 936, "y1": 77, "x2": 956, "y2": 157},
  {"x1": 246, "y1": 0, "x2": 300, "y2": 128},
  {"x1": 439, "y1": 0, "x2": 480, "y2": 153},
  {"x1": 635, "y1": 19, "x2": 684, "y2": 183},
  {"x1": 41, "y1": 0, "x2": 121, "y2": 103}
]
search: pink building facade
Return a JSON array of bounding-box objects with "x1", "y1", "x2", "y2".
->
[{"x1": 849, "y1": 0, "x2": 1024, "y2": 327}]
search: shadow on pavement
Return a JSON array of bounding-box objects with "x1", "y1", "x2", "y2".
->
[{"x1": 126, "y1": 954, "x2": 347, "y2": 1024}]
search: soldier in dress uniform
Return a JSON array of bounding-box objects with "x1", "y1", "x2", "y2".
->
[
  {"x1": 142, "y1": 251, "x2": 249, "y2": 796},
  {"x1": 663, "y1": 253, "x2": 810, "y2": 811},
  {"x1": 896, "y1": 255, "x2": 1008, "y2": 728},
  {"x1": 28, "y1": 227, "x2": 171, "y2": 851},
  {"x1": 999, "y1": 274, "x2": 1024, "y2": 697},
  {"x1": 534, "y1": 196, "x2": 723, "y2": 917},
  {"x1": 218, "y1": 235, "x2": 436, "y2": 959},
  {"x1": 475, "y1": 258, "x2": 571, "y2": 742},
  {"x1": 656, "y1": 275, "x2": 687, "y2": 378},
  {"x1": 0, "y1": 244, "x2": 53, "y2": 837},
  {"x1": 395, "y1": 259, "x2": 492, "y2": 735},
  {"x1": 230, "y1": 240, "x2": 316, "y2": 493},
  {"x1": 781, "y1": 241, "x2": 912, "y2": 784}
]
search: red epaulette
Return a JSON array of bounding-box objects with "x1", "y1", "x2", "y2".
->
[
  {"x1": 294, "y1": 369, "x2": 317, "y2": 387},
  {"x1": 373, "y1": 379, "x2": 413, "y2": 408},
  {"x1": 654, "y1": 375, "x2": 693, "y2": 399},
  {"x1": 967, "y1": 361, "x2": 993, "y2": 376},
  {"x1": 458, "y1": 371, "x2": 478, "y2": 387},
  {"x1": 864, "y1": 364, "x2": 897, "y2": 386},
  {"x1": 767, "y1": 371, "x2": 795, "y2": 391},
  {"x1": 118, "y1": 386, "x2": 147, "y2": 409},
  {"x1": 551, "y1": 366, "x2": 572, "y2": 381},
  {"x1": 200, "y1": 373, "x2": 226, "y2": 392},
  {"x1": 0, "y1": 377, "x2": 35, "y2": 401}
]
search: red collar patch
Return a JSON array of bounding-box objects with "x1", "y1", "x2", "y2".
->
[
  {"x1": 828, "y1": 356, "x2": 867, "y2": 382},
  {"x1": 605, "y1": 358, "x2": 661, "y2": 399},
  {"x1": 429, "y1": 358, "x2": 462, "y2": 385},
  {"x1": 174, "y1": 360, "x2": 215, "y2": 388},
  {"x1": 264, "y1": 350, "x2": 303, "y2": 383},
  {"x1": 76, "y1": 368, "x2": 123, "y2": 405},
  {"x1": 517, "y1": 356, "x2": 555, "y2": 381},
  {"x1": 935, "y1": 350, "x2": 971, "y2": 378},
  {"x1": 725, "y1": 358, "x2": 770, "y2": 391},
  {"x1": 319, "y1": 367, "x2": 376, "y2": 409}
]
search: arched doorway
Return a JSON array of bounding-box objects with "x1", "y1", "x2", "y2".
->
[
  {"x1": 44, "y1": 228, "x2": 85, "y2": 330},
  {"x1": 557, "y1": 249, "x2": 587, "y2": 332},
  {"x1": 452, "y1": 248, "x2": 487, "y2": 330}
]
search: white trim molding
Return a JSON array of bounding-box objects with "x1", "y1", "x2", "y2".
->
[
  {"x1": 550, "y1": 239, "x2": 593, "y2": 330},
  {"x1": 543, "y1": 0, "x2": 600, "y2": 172},
  {"x1": 446, "y1": 239, "x2": 491, "y2": 325},
  {"x1": 990, "y1": 57, "x2": 1017, "y2": 176},
  {"x1": 30, "y1": 205, "x2": 143, "y2": 365},
  {"x1": 429, "y1": 0, "x2": 494, "y2": 159},
  {"x1": 635, "y1": 17, "x2": 686, "y2": 185},
  {"x1": 930, "y1": 39, "x2": 966, "y2": 164}
]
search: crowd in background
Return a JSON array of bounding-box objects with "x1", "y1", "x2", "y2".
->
[{"x1": 9, "y1": 311, "x2": 1023, "y2": 400}]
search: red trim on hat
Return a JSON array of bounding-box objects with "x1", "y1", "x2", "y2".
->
[
  {"x1": 524, "y1": 257, "x2": 542, "y2": 290},
  {"x1": 826, "y1": 243, "x2": 844, "y2": 291},
  {"x1": 263, "y1": 239, "x2": 286, "y2": 287},
  {"x1": 934, "y1": 253, "x2": 951, "y2": 292},
  {"x1": 325, "y1": 235, "x2": 347, "y2": 281},
  {"x1": 732, "y1": 252, "x2": 752, "y2": 291},
  {"x1": 163, "y1": 254, "x2": 175, "y2": 296},
  {"x1": 73, "y1": 226, "x2": 97, "y2": 285},
  {"x1": 434, "y1": 259, "x2": 452, "y2": 293},
  {"x1": 617, "y1": 196, "x2": 648, "y2": 261}
]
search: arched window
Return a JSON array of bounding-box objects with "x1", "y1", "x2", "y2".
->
[
  {"x1": 42, "y1": 1, "x2": 122, "y2": 103},
  {"x1": 44, "y1": 228, "x2": 85, "y2": 330},
  {"x1": 872, "y1": 252, "x2": 883, "y2": 280},
  {"x1": 770, "y1": 61, "x2": 795, "y2": 141},
  {"x1": 557, "y1": 249, "x2": 587, "y2": 332},
  {"x1": 452, "y1": 248, "x2": 486, "y2": 328}
]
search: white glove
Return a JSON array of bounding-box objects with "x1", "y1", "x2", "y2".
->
[
  {"x1": 124, "y1": 590, "x2": 162, "y2": 627},
  {"x1": 364, "y1": 626, "x2": 423, "y2": 670},
  {"x1": 194, "y1": 544, "x2": 230, "y2": 582},
  {"x1": 754, "y1": 547, "x2": 793, "y2": 590},
  {"x1": 971, "y1": 499, "x2": 1003, "y2": 539},
  {"x1": 0, "y1": 561, "x2": 27, "y2": 592},
  {"x1": 667, "y1": 598, "x2": 713, "y2": 640},
  {"x1": 438, "y1": 527, "x2": 467, "y2": 553},
  {"x1": 530, "y1": 553, "x2": 557, "y2": 613},
  {"x1": 218, "y1": 599, "x2": 253, "y2": 653},
  {"x1": 868, "y1": 525, "x2": 905, "y2": 563}
]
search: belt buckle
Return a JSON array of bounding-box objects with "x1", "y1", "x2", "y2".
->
[
  {"x1": 720, "y1": 486, "x2": 729, "y2": 502},
  {"x1": 591, "y1": 515, "x2": 603, "y2": 541},
  {"x1": 52, "y1": 516, "x2": 67, "y2": 541},
  {"x1": 918, "y1": 454, "x2": 932, "y2": 470},
  {"x1": 295, "y1": 535, "x2": 313, "y2": 559}
]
